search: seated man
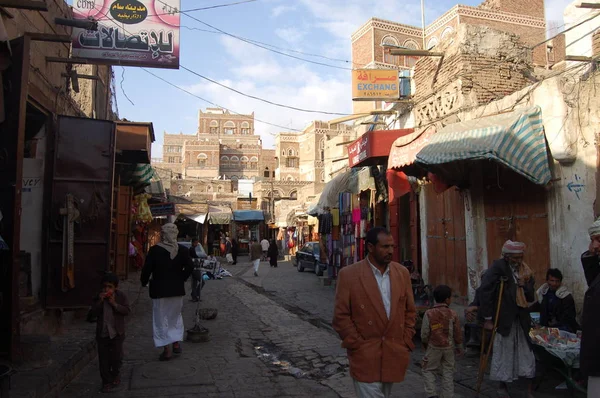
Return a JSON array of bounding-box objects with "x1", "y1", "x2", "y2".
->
[
  {"x1": 464, "y1": 271, "x2": 486, "y2": 350},
  {"x1": 530, "y1": 268, "x2": 579, "y2": 333}
]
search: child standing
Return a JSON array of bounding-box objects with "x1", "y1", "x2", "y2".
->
[
  {"x1": 93, "y1": 272, "x2": 131, "y2": 393},
  {"x1": 421, "y1": 285, "x2": 464, "y2": 398}
]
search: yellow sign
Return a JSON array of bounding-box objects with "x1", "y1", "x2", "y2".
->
[{"x1": 352, "y1": 69, "x2": 399, "y2": 101}]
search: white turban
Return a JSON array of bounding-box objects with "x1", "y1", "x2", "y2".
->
[
  {"x1": 589, "y1": 218, "x2": 600, "y2": 238},
  {"x1": 157, "y1": 223, "x2": 179, "y2": 259}
]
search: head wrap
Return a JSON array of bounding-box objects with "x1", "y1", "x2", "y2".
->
[
  {"x1": 157, "y1": 223, "x2": 179, "y2": 259},
  {"x1": 501, "y1": 240, "x2": 526, "y2": 256},
  {"x1": 589, "y1": 218, "x2": 600, "y2": 238}
]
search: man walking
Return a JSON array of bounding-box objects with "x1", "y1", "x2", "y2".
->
[
  {"x1": 480, "y1": 240, "x2": 536, "y2": 398},
  {"x1": 581, "y1": 219, "x2": 600, "y2": 397},
  {"x1": 250, "y1": 238, "x2": 262, "y2": 277},
  {"x1": 261, "y1": 237, "x2": 270, "y2": 261},
  {"x1": 333, "y1": 227, "x2": 416, "y2": 398}
]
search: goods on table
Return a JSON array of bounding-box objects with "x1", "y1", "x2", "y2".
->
[{"x1": 530, "y1": 327, "x2": 581, "y2": 368}]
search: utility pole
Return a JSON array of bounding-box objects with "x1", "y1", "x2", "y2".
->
[{"x1": 421, "y1": 0, "x2": 426, "y2": 49}]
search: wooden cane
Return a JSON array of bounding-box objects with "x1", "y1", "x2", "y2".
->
[{"x1": 475, "y1": 276, "x2": 508, "y2": 396}]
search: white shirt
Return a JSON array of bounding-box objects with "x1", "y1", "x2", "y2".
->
[
  {"x1": 368, "y1": 257, "x2": 391, "y2": 319},
  {"x1": 261, "y1": 239, "x2": 270, "y2": 251}
]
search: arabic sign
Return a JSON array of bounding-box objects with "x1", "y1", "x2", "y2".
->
[
  {"x1": 348, "y1": 129, "x2": 414, "y2": 168},
  {"x1": 149, "y1": 202, "x2": 175, "y2": 216},
  {"x1": 72, "y1": 0, "x2": 180, "y2": 69},
  {"x1": 388, "y1": 126, "x2": 436, "y2": 169},
  {"x1": 352, "y1": 69, "x2": 399, "y2": 101}
]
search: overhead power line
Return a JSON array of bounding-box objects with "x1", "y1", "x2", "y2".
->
[{"x1": 179, "y1": 65, "x2": 354, "y2": 116}]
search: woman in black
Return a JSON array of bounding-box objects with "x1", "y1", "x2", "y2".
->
[
  {"x1": 268, "y1": 239, "x2": 279, "y2": 268},
  {"x1": 231, "y1": 238, "x2": 238, "y2": 265},
  {"x1": 140, "y1": 223, "x2": 193, "y2": 361}
]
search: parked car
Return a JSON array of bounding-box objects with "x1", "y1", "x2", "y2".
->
[
  {"x1": 293, "y1": 242, "x2": 326, "y2": 276},
  {"x1": 178, "y1": 241, "x2": 208, "y2": 259}
]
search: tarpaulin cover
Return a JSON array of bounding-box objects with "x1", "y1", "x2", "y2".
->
[
  {"x1": 308, "y1": 169, "x2": 359, "y2": 215},
  {"x1": 416, "y1": 106, "x2": 551, "y2": 185},
  {"x1": 233, "y1": 210, "x2": 264, "y2": 223},
  {"x1": 208, "y1": 206, "x2": 232, "y2": 225},
  {"x1": 185, "y1": 214, "x2": 207, "y2": 224}
]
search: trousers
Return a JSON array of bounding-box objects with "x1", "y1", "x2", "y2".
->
[
  {"x1": 253, "y1": 259, "x2": 260, "y2": 273},
  {"x1": 353, "y1": 379, "x2": 393, "y2": 398},
  {"x1": 97, "y1": 335, "x2": 125, "y2": 385},
  {"x1": 422, "y1": 346, "x2": 455, "y2": 398}
]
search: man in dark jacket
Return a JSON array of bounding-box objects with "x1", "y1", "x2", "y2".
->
[
  {"x1": 480, "y1": 240, "x2": 536, "y2": 398},
  {"x1": 530, "y1": 268, "x2": 579, "y2": 333},
  {"x1": 581, "y1": 219, "x2": 600, "y2": 397}
]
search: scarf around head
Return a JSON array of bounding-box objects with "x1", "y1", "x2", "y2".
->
[
  {"x1": 501, "y1": 240, "x2": 532, "y2": 308},
  {"x1": 589, "y1": 217, "x2": 600, "y2": 238},
  {"x1": 157, "y1": 223, "x2": 179, "y2": 260}
]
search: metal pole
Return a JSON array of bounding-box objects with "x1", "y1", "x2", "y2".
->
[{"x1": 421, "y1": 0, "x2": 426, "y2": 49}]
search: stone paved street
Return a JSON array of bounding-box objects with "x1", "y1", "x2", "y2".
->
[{"x1": 60, "y1": 258, "x2": 582, "y2": 397}]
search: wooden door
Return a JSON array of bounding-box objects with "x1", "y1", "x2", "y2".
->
[
  {"x1": 483, "y1": 165, "x2": 550, "y2": 287},
  {"x1": 424, "y1": 184, "x2": 468, "y2": 297},
  {"x1": 114, "y1": 186, "x2": 132, "y2": 278}
]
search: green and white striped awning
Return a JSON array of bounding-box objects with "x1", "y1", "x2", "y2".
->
[
  {"x1": 122, "y1": 163, "x2": 155, "y2": 193},
  {"x1": 416, "y1": 106, "x2": 551, "y2": 185}
]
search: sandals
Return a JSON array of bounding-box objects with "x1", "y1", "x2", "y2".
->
[
  {"x1": 172, "y1": 342, "x2": 182, "y2": 354},
  {"x1": 159, "y1": 352, "x2": 172, "y2": 361}
]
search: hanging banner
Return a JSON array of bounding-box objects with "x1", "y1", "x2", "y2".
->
[
  {"x1": 72, "y1": 0, "x2": 181, "y2": 69},
  {"x1": 352, "y1": 69, "x2": 399, "y2": 101}
]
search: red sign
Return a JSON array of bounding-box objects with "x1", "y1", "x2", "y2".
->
[
  {"x1": 388, "y1": 126, "x2": 436, "y2": 169},
  {"x1": 348, "y1": 129, "x2": 413, "y2": 168}
]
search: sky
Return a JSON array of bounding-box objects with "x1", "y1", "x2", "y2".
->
[{"x1": 103, "y1": 0, "x2": 574, "y2": 156}]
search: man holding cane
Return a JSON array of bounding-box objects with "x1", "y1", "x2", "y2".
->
[{"x1": 479, "y1": 240, "x2": 536, "y2": 398}]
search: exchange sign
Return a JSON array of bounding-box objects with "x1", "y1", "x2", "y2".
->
[{"x1": 352, "y1": 69, "x2": 399, "y2": 101}]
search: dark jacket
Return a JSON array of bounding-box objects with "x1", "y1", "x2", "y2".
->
[
  {"x1": 479, "y1": 258, "x2": 535, "y2": 339},
  {"x1": 529, "y1": 284, "x2": 579, "y2": 333},
  {"x1": 93, "y1": 289, "x2": 130, "y2": 338},
  {"x1": 189, "y1": 245, "x2": 199, "y2": 259},
  {"x1": 250, "y1": 242, "x2": 262, "y2": 261},
  {"x1": 268, "y1": 243, "x2": 278, "y2": 266},
  {"x1": 581, "y1": 251, "x2": 600, "y2": 377},
  {"x1": 141, "y1": 245, "x2": 193, "y2": 299}
]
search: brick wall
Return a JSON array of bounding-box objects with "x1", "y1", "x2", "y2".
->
[
  {"x1": 593, "y1": 30, "x2": 600, "y2": 58},
  {"x1": 351, "y1": 29, "x2": 374, "y2": 68},
  {"x1": 479, "y1": 0, "x2": 545, "y2": 20}
]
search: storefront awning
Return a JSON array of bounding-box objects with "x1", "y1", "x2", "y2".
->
[
  {"x1": 122, "y1": 163, "x2": 155, "y2": 193},
  {"x1": 348, "y1": 129, "x2": 414, "y2": 168},
  {"x1": 208, "y1": 205, "x2": 232, "y2": 225},
  {"x1": 233, "y1": 210, "x2": 264, "y2": 223},
  {"x1": 185, "y1": 214, "x2": 207, "y2": 224},
  {"x1": 115, "y1": 121, "x2": 155, "y2": 164},
  {"x1": 308, "y1": 169, "x2": 359, "y2": 215},
  {"x1": 416, "y1": 106, "x2": 551, "y2": 185},
  {"x1": 388, "y1": 126, "x2": 436, "y2": 170}
]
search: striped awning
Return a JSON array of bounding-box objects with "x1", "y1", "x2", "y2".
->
[
  {"x1": 416, "y1": 106, "x2": 551, "y2": 185},
  {"x1": 122, "y1": 164, "x2": 155, "y2": 193}
]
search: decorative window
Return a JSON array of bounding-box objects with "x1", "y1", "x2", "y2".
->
[
  {"x1": 286, "y1": 175, "x2": 295, "y2": 181},
  {"x1": 289, "y1": 190, "x2": 298, "y2": 199},
  {"x1": 197, "y1": 153, "x2": 207, "y2": 167},
  {"x1": 207, "y1": 185, "x2": 213, "y2": 192},
  {"x1": 426, "y1": 37, "x2": 439, "y2": 50},
  {"x1": 224, "y1": 121, "x2": 235, "y2": 135},
  {"x1": 320, "y1": 171, "x2": 325, "y2": 182},
  {"x1": 230, "y1": 156, "x2": 240, "y2": 166},
  {"x1": 403, "y1": 40, "x2": 419, "y2": 68},
  {"x1": 210, "y1": 120, "x2": 218, "y2": 134},
  {"x1": 231, "y1": 175, "x2": 239, "y2": 180},
  {"x1": 441, "y1": 27, "x2": 454, "y2": 40},
  {"x1": 250, "y1": 156, "x2": 258, "y2": 169},
  {"x1": 319, "y1": 139, "x2": 325, "y2": 161},
  {"x1": 286, "y1": 157, "x2": 298, "y2": 168},
  {"x1": 241, "y1": 121, "x2": 250, "y2": 135},
  {"x1": 287, "y1": 148, "x2": 295, "y2": 156},
  {"x1": 240, "y1": 156, "x2": 249, "y2": 168},
  {"x1": 382, "y1": 35, "x2": 400, "y2": 65},
  {"x1": 168, "y1": 157, "x2": 175, "y2": 163},
  {"x1": 263, "y1": 167, "x2": 270, "y2": 178},
  {"x1": 220, "y1": 155, "x2": 229, "y2": 166}
]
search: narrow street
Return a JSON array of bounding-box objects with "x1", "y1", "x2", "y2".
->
[{"x1": 59, "y1": 258, "x2": 577, "y2": 398}]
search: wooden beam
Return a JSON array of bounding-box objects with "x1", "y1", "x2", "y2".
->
[
  {"x1": 0, "y1": 7, "x2": 14, "y2": 18},
  {"x1": 61, "y1": 73, "x2": 100, "y2": 80},
  {"x1": 28, "y1": 33, "x2": 71, "y2": 43},
  {"x1": 576, "y1": 2, "x2": 600, "y2": 8},
  {"x1": 390, "y1": 49, "x2": 444, "y2": 57},
  {"x1": 46, "y1": 56, "x2": 92, "y2": 65},
  {"x1": 565, "y1": 55, "x2": 595, "y2": 62},
  {"x1": 0, "y1": 0, "x2": 47, "y2": 11}
]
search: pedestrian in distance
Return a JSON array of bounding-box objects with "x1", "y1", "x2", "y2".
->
[
  {"x1": 580, "y1": 218, "x2": 600, "y2": 397},
  {"x1": 225, "y1": 237, "x2": 233, "y2": 264},
  {"x1": 421, "y1": 285, "x2": 463, "y2": 398},
  {"x1": 141, "y1": 223, "x2": 194, "y2": 361},
  {"x1": 190, "y1": 238, "x2": 202, "y2": 303},
  {"x1": 333, "y1": 227, "x2": 417, "y2": 398},
  {"x1": 268, "y1": 239, "x2": 279, "y2": 268},
  {"x1": 92, "y1": 272, "x2": 130, "y2": 393},
  {"x1": 261, "y1": 237, "x2": 270, "y2": 261},
  {"x1": 231, "y1": 238, "x2": 238, "y2": 265},
  {"x1": 250, "y1": 238, "x2": 262, "y2": 277}
]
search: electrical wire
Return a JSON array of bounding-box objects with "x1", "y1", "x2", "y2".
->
[
  {"x1": 120, "y1": 67, "x2": 135, "y2": 106},
  {"x1": 179, "y1": 65, "x2": 355, "y2": 116},
  {"x1": 148, "y1": 0, "x2": 258, "y2": 17},
  {"x1": 141, "y1": 67, "x2": 304, "y2": 132}
]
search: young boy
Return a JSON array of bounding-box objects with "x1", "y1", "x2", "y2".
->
[
  {"x1": 93, "y1": 272, "x2": 130, "y2": 393},
  {"x1": 421, "y1": 285, "x2": 464, "y2": 398}
]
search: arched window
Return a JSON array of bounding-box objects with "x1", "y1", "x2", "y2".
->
[
  {"x1": 286, "y1": 175, "x2": 294, "y2": 181},
  {"x1": 319, "y1": 139, "x2": 325, "y2": 161},
  {"x1": 220, "y1": 155, "x2": 229, "y2": 166},
  {"x1": 287, "y1": 148, "x2": 295, "y2": 156},
  {"x1": 230, "y1": 175, "x2": 239, "y2": 181},
  {"x1": 320, "y1": 171, "x2": 325, "y2": 182},
  {"x1": 240, "y1": 156, "x2": 249, "y2": 169},
  {"x1": 381, "y1": 35, "x2": 400, "y2": 65},
  {"x1": 224, "y1": 121, "x2": 235, "y2": 135},
  {"x1": 403, "y1": 40, "x2": 419, "y2": 68},
  {"x1": 210, "y1": 120, "x2": 218, "y2": 134},
  {"x1": 289, "y1": 190, "x2": 298, "y2": 199},
  {"x1": 241, "y1": 121, "x2": 250, "y2": 135},
  {"x1": 441, "y1": 27, "x2": 454, "y2": 40},
  {"x1": 230, "y1": 156, "x2": 240, "y2": 166},
  {"x1": 197, "y1": 153, "x2": 208, "y2": 167},
  {"x1": 218, "y1": 185, "x2": 223, "y2": 192},
  {"x1": 206, "y1": 185, "x2": 213, "y2": 192},
  {"x1": 250, "y1": 156, "x2": 258, "y2": 169},
  {"x1": 427, "y1": 37, "x2": 439, "y2": 50},
  {"x1": 263, "y1": 167, "x2": 271, "y2": 178}
]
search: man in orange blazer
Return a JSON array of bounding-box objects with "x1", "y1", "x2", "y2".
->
[{"x1": 333, "y1": 227, "x2": 417, "y2": 398}]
